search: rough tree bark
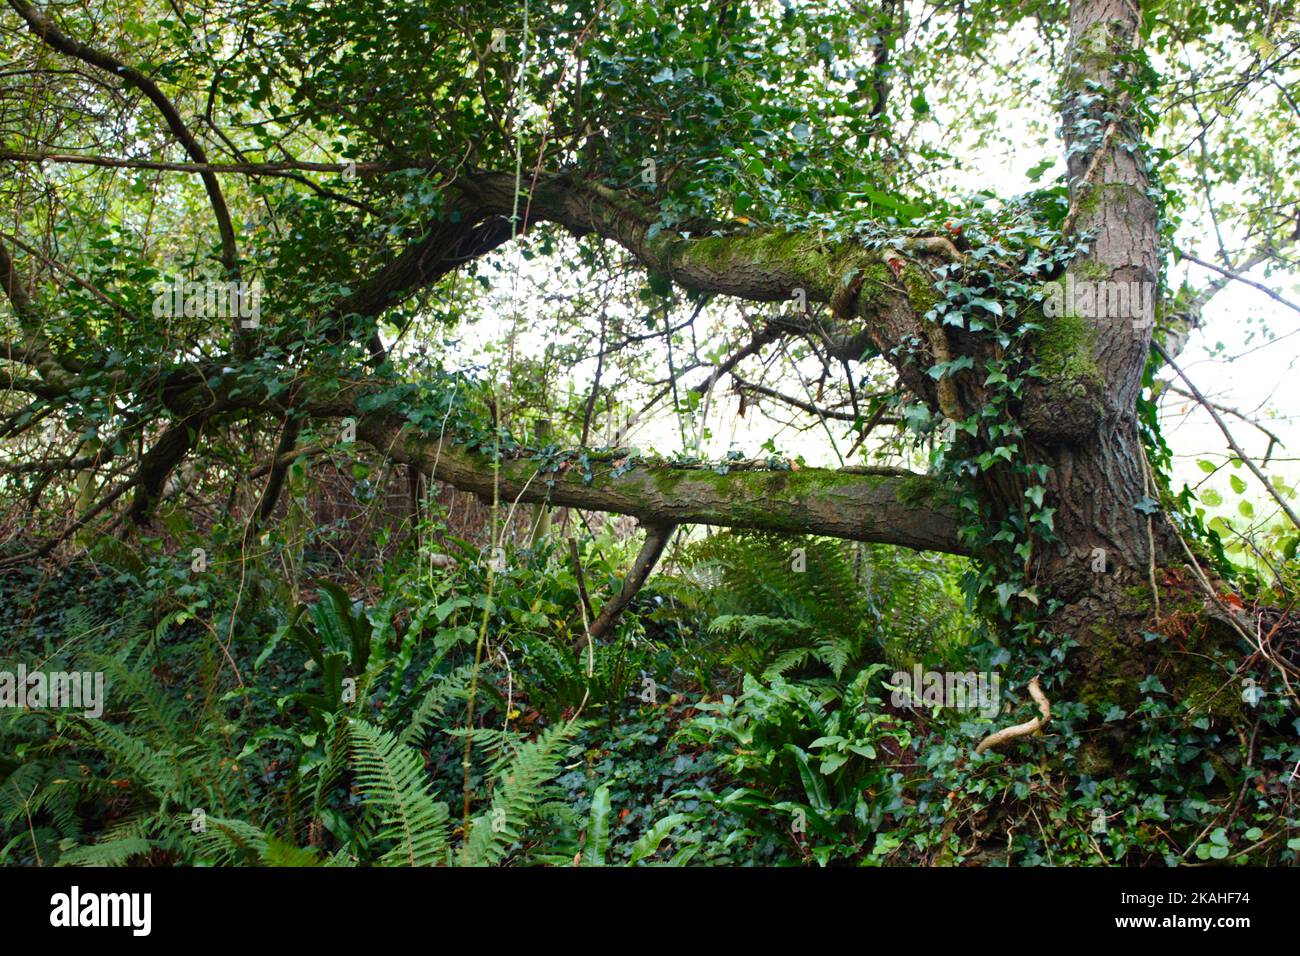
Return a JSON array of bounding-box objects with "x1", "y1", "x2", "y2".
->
[
  {"x1": 983, "y1": 0, "x2": 1261, "y2": 743},
  {"x1": 1035, "y1": 0, "x2": 1181, "y2": 717}
]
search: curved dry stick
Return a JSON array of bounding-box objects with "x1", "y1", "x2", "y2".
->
[{"x1": 975, "y1": 676, "x2": 1051, "y2": 755}]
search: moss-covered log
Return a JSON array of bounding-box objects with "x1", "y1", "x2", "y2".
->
[{"x1": 356, "y1": 414, "x2": 969, "y2": 555}]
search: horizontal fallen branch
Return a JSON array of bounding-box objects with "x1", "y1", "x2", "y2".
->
[{"x1": 353, "y1": 414, "x2": 970, "y2": 555}]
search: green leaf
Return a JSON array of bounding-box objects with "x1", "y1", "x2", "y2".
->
[
  {"x1": 627, "y1": 814, "x2": 691, "y2": 865},
  {"x1": 784, "y1": 744, "x2": 829, "y2": 811},
  {"x1": 581, "y1": 784, "x2": 612, "y2": 867},
  {"x1": 819, "y1": 752, "x2": 848, "y2": 774},
  {"x1": 1025, "y1": 157, "x2": 1056, "y2": 182}
]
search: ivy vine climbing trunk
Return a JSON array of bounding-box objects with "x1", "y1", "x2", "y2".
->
[
  {"x1": 1046, "y1": 0, "x2": 1165, "y2": 583},
  {"x1": 1025, "y1": 0, "x2": 1216, "y2": 739}
]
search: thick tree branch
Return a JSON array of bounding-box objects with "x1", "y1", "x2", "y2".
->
[
  {"x1": 125, "y1": 413, "x2": 206, "y2": 525},
  {"x1": 351, "y1": 412, "x2": 968, "y2": 555},
  {"x1": 332, "y1": 212, "x2": 516, "y2": 345},
  {"x1": 449, "y1": 171, "x2": 948, "y2": 406},
  {"x1": 456, "y1": 172, "x2": 918, "y2": 310},
  {"x1": 254, "y1": 415, "x2": 303, "y2": 524},
  {"x1": 0, "y1": 238, "x2": 79, "y2": 388}
]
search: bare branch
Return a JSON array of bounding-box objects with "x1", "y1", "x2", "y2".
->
[
  {"x1": 0, "y1": 150, "x2": 429, "y2": 177},
  {"x1": 576, "y1": 521, "x2": 677, "y2": 650},
  {"x1": 1153, "y1": 342, "x2": 1300, "y2": 530},
  {"x1": 733, "y1": 376, "x2": 900, "y2": 426},
  {"x1": 1161, "y1": 383, "x2": 1285, "y2": 463},
  {"x1": 1179, "y1": 249, "x2": 1300, "y2": 318}
]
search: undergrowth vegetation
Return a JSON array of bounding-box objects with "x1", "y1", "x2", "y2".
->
[
  {"x1": 0, "y1": 504, "x2": 975, "y2": 867},
  {"x1": 1, "y1": 0, "x2": 1298, "y2": 874},
  {"x1": 5, "y1": 490, "x2": 1293, "y2": 867}
]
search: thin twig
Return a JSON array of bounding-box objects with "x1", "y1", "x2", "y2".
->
[{"x1": 1153, "y1": 342, "x2": 1300, "y2": 530}]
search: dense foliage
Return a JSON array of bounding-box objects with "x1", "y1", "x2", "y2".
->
[{"x1": 1, "y1": 0, "x2": 1297, "y2": 867}]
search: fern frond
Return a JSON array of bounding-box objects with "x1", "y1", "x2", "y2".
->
[
  {"x1": 349, "y1": 719, "x2": 450, "y2": 866},
  {"x1": 72, "y1": 720, "x2": 176, "y2": 800},
  {"x1": 58, "y1": 835, "x2": 152, "y2": 867},
  {"x1": 185, "y1": 815, "x2": 268, "y2": 865},
  {"x1": 0, "y1": 759, "x2": 82, "y2": 839},
  {"x1": 708, "y1": 614, "x2": 812, "y2": 642},
  {"x1": 261, "y1": 836, "x2": 324, "y2": 867},
  {"x1": 461, "y1": 720, "x2": 584, "y2": 867},
  {"x1": 814, "y1": 633, "x2": 853, "y2": 678},
  {"x1": 312, "y1": 713, "x2": 351, "y2": 819},
  {"x1": 396, "y1": 665, "x2": 473, "y2": 747},
  {"x1": 761, "y1": 646, "x2": 816, "y2": 679}
]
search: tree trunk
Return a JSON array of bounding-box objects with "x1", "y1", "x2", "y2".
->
[
  {"x1": 1008, "y1": 0, "x2": 1238, "y2": 752},
  {"x1": 1049, "y1": 0, "x2": 1162, "y2": 584}
]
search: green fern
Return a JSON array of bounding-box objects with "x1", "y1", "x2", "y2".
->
[
  {"x1": 460, "y1": 720, "x2": 585, "y2": 867},
  {"x1": 58, "y1": 809, "x2": 157, "y2": 866},
  {"x1": 682, "y1": 533, "x2": 878, "y2": 678},
  {"x1": 311, "y1": 712, "x2": 352, "y2": 823},
  {"x1": 72, "y1": 719, "x2": 180, "y2": 803},
  {"x1": 262, "y1": 835, "x2": 325, "y2": 867},
  {"x1": 58, "y1": 835, "x2": 152, "y2": 867},
  {"x1": 348, "y1": 718, "x2": 451, "y2": 866},
  {"x1": 0, "y1": 756, "x2": 85, "y2": 845},
  {"x1": 674, "y1": 532, "x2": 971, "y2": 678},
  {"x1": 396, "y1": 665, "x2": 473, "y2": 747},
  {"x1": 186, "y1": 815, "x2": 270, "y2": 866}
]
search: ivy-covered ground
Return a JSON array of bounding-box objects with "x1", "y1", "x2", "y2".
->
[{"x1": 2, "y1": 483, "x2": 1295, "y2": 866}]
